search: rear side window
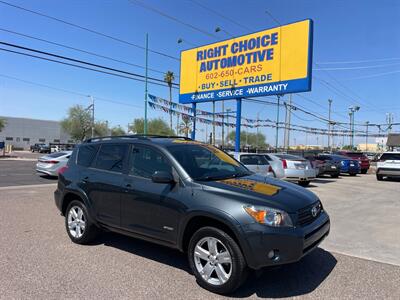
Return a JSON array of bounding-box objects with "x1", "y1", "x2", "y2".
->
[
  {"x1": 94, "y1": 144, "x2": 128, "y2": 172},
  {"x1": 275, "y1": 154, "x2": 304, "y2": 160},
  {"x1": 129, "y1": 145, "x2": 171, "y2": 178},
  {"x1": 240, "y1": 155, "x2": 269, "y2": 165},
  {"x1": 380, "y1": 153, "x2": 400, "y2": 161},
  {"x1": 77, "y1": 145, "x2": 99, "y2": 167}
]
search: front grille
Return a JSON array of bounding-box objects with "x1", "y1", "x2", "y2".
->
[{"x1": 297, "y1": 201, "x2": 322, "y2": 227}]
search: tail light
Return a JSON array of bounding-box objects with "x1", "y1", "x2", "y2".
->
[
  {"x1": 281, "y1": 159, "x2": 287, "y2": 169},
  {"x1": 268, "y1": 165, "x2": 273, "y2": 172},
  {"x1": 58, "y1": 165, "x2": 69, "y2": 175},
  {"x1": 39, "y1": 160, "x2": 59, "y2": 164}
]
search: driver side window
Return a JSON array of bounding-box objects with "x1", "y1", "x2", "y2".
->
[{"x1": 129, "y1": 145, "x2": 171, "y2": 179}]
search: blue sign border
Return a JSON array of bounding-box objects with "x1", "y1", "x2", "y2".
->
[{"x1": 179, "y1": 19, "x2": 313, "y2": 104}]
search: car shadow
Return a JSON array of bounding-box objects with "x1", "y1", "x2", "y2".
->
[
  {"x1": 232, "y1": 248, "x2": 337, "y2": 298},
  {"x1": 93, "y1": 232, "x2": 336, "y2": 297},
  {"x1": 312, "y1": 178, "x2": 337, "y2": 184},
  {"x1": 39, "y1": 175, "x2": 58, "y2": 181}
]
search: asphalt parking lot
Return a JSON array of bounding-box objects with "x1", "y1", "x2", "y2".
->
[
  {"x1": 0, "y1": 167, "x2": 399, "y2": 298},
  {"x1": 0, "y1": 158, "x2": 57, "y2": 187}
]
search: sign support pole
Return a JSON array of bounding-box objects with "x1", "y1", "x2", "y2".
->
[
  {"x1": 235, "y1": 98, "x2": 242, "y2": 152},
  {"x1": 191, "y1": 103, "x2": 197, "y2": 140}
]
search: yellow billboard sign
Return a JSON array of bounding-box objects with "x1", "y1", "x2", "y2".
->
[{"x1": 179, "y1": 19, "x2": 313, "y2": 103}]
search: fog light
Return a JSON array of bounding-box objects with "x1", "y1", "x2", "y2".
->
[{"x1": 267, "y1": 250, "x2": 275, "y2": 259}]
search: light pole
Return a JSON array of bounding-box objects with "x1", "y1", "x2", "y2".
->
[
  {"x1": 365, "y1": 121, "x2": 369, "y2": 151},
  {"x1": 328, "y1": 99, "x2": 332, "y2": 151},
  {"x1": 275, "y1": 95, "x2": 281, "y2": 151},
  {"x1": 348, "y1": 105, "x2": 360, "y2": 149},
  {"x1": 144, "y1": 33, "x2": 149, "y2": 135}
]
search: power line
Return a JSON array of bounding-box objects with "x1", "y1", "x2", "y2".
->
[
  {"x1": 0, "y1": 47, "x2": 174, "y2": 89},
  {"x1": 0, "y1": 0, "x2": 179, "y2": 61},
  {"x1": 128, "y1": 0, "x2": 217, "y2": 39},
  {"x1": 0, "y1": 27, "x2": 177, "y2": 77},
  {"x1": 345, "y1": 70, "x2": 400, "y2": 80},
  {"x1": 0, "y1": 41, "x2": 179, "y2": 87},
  {"x1": 313, "y1": 62, "x2": 400, "y2": 71},
  {"x1": 317, "y1": 57, "x2": 400, "y2": 65},
  {"x1": 0, "y1": 73, "x2": 144, "y2": 108},
  {"x1": 189, "y1": 0, "x2": 254, "y2": 32}
]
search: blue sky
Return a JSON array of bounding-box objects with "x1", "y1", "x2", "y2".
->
[{"x1": 0, "y1": 0, "x2": 399, "y2": 146}]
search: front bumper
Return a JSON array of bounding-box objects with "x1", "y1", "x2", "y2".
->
[
  {"x1": 240, "y1": 211, "x2": 330, "y2": 269},
  {"x1": 377, "y1": 168, "x2": 400, "y2": 177}
]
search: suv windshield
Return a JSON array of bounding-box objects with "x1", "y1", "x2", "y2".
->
[
  {"x1": 167, "y1": 144, "x2": 251, "y2": 181},
  {"x1": 379, "y1": 153, "x2": 400, "y2": 161}
]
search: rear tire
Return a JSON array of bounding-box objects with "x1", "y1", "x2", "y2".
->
[
  {"x1": 298, "y1": 180, "x2": 310, "y2": 187},
  {"x1": 65, "y1": 200, "x2": 99, "y2": 244},
  {"x1": 349, "y1": 173, "x2": 357, "y2": 176},
  {"x1": 188, "y1": 226, "x2": 248, "y2": 295},
  {"x1": 361, "y1": 169, "x2": 368, "y2": 174},
  {"x1": 376, "y1": 174, "x2": 383, "y2": 181},
  {"x1": 330, "y1": 174, "x2": 339, "y2": 178}
]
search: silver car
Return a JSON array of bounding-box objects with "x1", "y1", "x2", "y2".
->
[
  {"x1": 231, "y1": 152, "x2": 279, "y2": 178},
  {"x1": 264, "y1": 153, "x2": 316, "y2": 186},
  {"x1": 36, "y1": 151, "x2": 72, "y2": 177}
]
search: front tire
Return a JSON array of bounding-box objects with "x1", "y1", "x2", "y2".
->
[
  {"x1": 188, "y1": 227, "x2": 247, "y2": 295},
  {"x1": 376, "y1": 174, "x2": 383, "y2": 181},
  {"x1": 65, "y1": 200, "x2": 99, "y2": 244},
  {"x1": 361, "y1": 169, "x2": 368, "y2": 174},
  {"x1": 298, "y1": 180, "x2": 310, "y2": 187}
]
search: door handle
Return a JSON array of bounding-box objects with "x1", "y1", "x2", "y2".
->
[
  {"x1": 82, "y1": 176, "x2": 89, "y2": 183},
  {"x1": 125, "y1": 183, "x2": 132, "y2": 189}
]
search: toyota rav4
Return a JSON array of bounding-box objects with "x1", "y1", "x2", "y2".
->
[{"x1": 54, "y1": 135, "x2": 330, "y2": 294}]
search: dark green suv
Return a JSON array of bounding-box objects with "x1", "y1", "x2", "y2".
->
[{"x1": 54, "y1": 135, "x2": 330, "y2": 294}]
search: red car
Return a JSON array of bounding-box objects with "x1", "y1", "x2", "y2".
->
[{"x1": 336, "y1": 151, "x2": 370, "y2": 174}]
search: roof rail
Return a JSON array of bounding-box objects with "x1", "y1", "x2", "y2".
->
[{"x1": 84, "y1": 134, "x2": 192, "y2": 143}]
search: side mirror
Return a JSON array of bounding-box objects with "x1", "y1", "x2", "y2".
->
[{"x1": 151, "y1": 171, "x2": 175, "y2": 184}]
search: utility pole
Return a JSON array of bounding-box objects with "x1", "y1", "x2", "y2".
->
[
  {"x1": 221, "y1": 101, "x2": 225, "y2": 148},
  {"x1": 386, "y1": 113, "x2": 394, "y2": 133},
  {"x1": 348, "y1": 111, "x2": 353, "y2": 147},
  {"x1": 256, "y1": 111, "x2": 260, "y2": 151},
  {"x1": 212, "y1": 101, "x2": 216, "y2": 145},
  {"x1": 365, "y1": 121, "x2": 369, "y2": 151},
  {"x1": 176, "y1": 114, "x2": 180, "y2": 135},
  {"x1": 283, "y1": 94, "x2": 292, "y2": 150},
  {"x1": 144, "y1": 33, "x2": 149, "y2": 135},
  {"x1": 226, "y1": 108, "x2": 231, "y2": 147},
  {"x1": 275, "y1": 95, "x2": 281, "y2": 151},
  {"x1": 328, "y1": 99, "x2": 332, "y2": 151},
  {"x1": 90, "y1": 95, "x2": 95, "y2": 138}
]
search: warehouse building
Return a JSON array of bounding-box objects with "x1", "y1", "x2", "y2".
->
[{"x1": 0, "y1": 116, "x2": 72, "y2": 150}]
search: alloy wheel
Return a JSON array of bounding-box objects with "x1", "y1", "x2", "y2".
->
[
  {"x1": 194, "y1": 237, "x2": 232, "y2": 286},
  {"x1": 67, "y1": 206, "x2": 86, "y2": 238}
]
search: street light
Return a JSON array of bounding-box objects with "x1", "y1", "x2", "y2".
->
[{"x1": 348, "y1": 105, "x2": 360, "y2": 149}]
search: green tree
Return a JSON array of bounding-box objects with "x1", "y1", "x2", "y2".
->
[
  {"x1": 61, "y1": 105, "x2": 92, "y2": 141},
  {"x1": 111, "y1": 126, "x2": 126, "y2": 136},
  {"x1": 61, "y1": 105, "x2": 111, "y2": 141},
  {"x1": 129, "y1": 118, "x2": 175, "y2": 136},
  {"x1": 227, "y1": 131, "x2": 268, "y2": 148},
  {"x1": 0, "y1": 118, "x2": 6, "y2": 132},
  {"x1": 178, "y1": 115, "x2": 192, "y2": 137},
  {"x1": 164, "y1": 71, "x2": 175, "y2": 130},
  {"x1": 342, "y1": 145, "x2": 357, "y2": 151}
]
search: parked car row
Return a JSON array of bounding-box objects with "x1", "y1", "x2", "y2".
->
[{"x1": 231, "y1": 150, "x2": 379, "y2": 186}]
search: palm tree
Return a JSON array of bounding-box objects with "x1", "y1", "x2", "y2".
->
[
  {"x1": 179, "y1": 115, "x2": 192, "y2": 138},
  {"x1": 164, "y1": 71, "x2": 175, "y2": 131}
]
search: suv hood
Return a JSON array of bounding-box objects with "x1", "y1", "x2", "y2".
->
[{"x1": 198, "y1": 174, "x2": 319, "y2": 213}]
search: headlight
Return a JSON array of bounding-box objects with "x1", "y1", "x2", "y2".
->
[{"x1": 243, "y1": 205, "x2": 293, "y2": 227}]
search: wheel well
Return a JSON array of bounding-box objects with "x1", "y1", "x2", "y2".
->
[
  {"x1": 62, "y1": 193, "x2": 83, "y2": 215},
  {"x1": 181, "y1": 216, "x2": 241, "y2": 253}
]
